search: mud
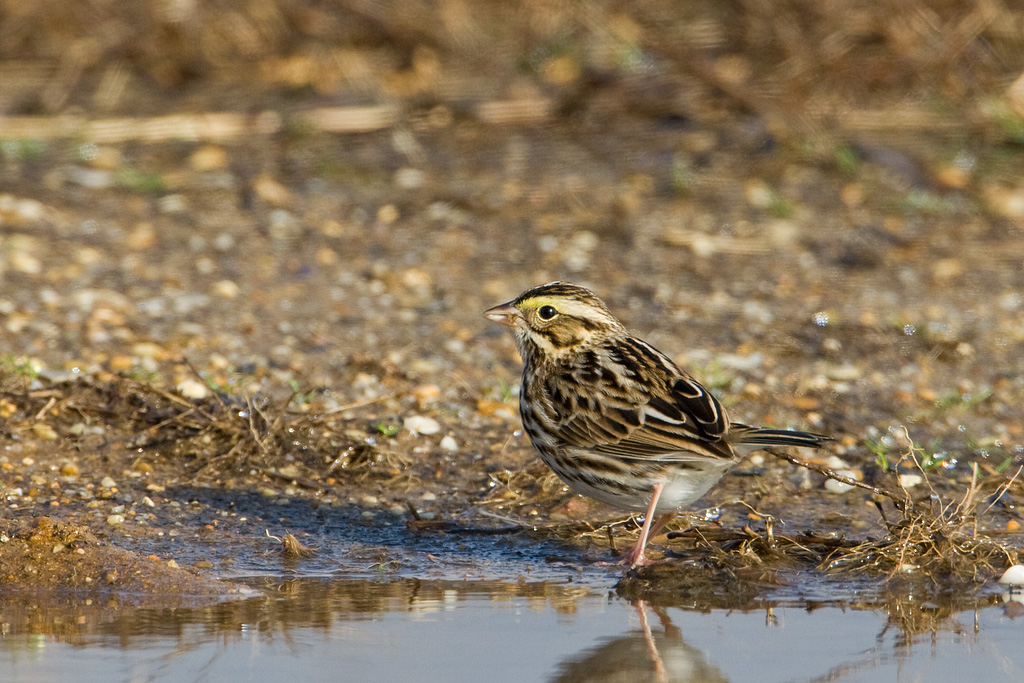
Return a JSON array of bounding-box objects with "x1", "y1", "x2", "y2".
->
[{"x1": 1, "y1": 1, "x2": 1024, "y2": 599}]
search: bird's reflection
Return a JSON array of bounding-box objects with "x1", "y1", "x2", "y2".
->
[{"x1": 550, "y1": 601, "x2": 728, "y2": 683}]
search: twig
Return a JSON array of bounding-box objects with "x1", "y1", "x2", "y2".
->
[
  {"x1": 261, "y1": 468, "x2": 324, "y2": 491},
  {"x1": 290, "y1": 394, "x2": 387, "y2": 420},
  {"x1": 33, "y1": 396, "x2": 57, "y2": 421},
  {"x1": 764, "y1": 447, "x2": 909, "y2": 506},
  {"x1": 184, "y1": 357, "x2": 228, "y2": 411},
  {"x1": 979, "y1": 466, "x2": 1024, "y2": 518},
  {"x1": 145, "y1": 406, "x2": 199, "y2": 433}
]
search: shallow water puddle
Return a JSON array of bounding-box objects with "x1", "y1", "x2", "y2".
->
[{"x1": 2, "y1": 578, "x2": 1022, "y2": 682}]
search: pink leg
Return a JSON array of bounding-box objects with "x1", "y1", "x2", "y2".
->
[
  {"x1": 636, "y1": 600, "x2": 667, "y2": 682},
  {"x1": 646, "y1": 512, "x2": 675, "y2": 541},
  {"x1": 621, "y1": 483, "x2": 674, "y2": 568}
]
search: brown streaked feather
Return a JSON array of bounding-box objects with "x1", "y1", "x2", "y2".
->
[
  {"x1": 729, "y1": 425, "x2": 833, "y2": 448},
  {"x1": 533, "y1": 334, "x2": 736, "y2": 462}
]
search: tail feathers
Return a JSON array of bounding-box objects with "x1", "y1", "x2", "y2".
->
[{"x1": 730, "y1": 423, "x2": 832, "y2": 449}]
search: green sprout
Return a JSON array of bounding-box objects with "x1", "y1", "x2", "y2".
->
[
  {"x1": 114, "y1": 167, "x2": 166, "y2": 193},
  {"x1": 374, "y1": 422, "x2": 400, "y2": 438},
  {"x1": 865, "y1": 438, "x2": 891, "y2": 471},
  {"x1": 0, "y1": 355, "x2": 41, "y2": 380},
  {"x1": 834, "y1": 143, "x2": 859, "y2": 175},
  {"x1": 497, "y1": 376, "x2": 514, "y2": 403}
]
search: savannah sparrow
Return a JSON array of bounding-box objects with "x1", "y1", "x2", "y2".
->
[{"x1": 485, "y1": 282, "x2": 830, "y2": 568}]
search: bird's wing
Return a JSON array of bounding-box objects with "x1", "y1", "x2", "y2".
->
[{"x1": 545, "y1": 338, "x2": 734, "y2": 462}]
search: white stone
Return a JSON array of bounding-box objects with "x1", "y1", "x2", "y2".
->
[
  {"x1": 176, "y1": 378, "x2": 211, "y2": 399},
  {"x1": 824, "y1": 469, "x2": 861, "y2": 494},
  {"x1": 898, "y1": 473, "x2": 924, "y2": 489},
  {"x1": 999, "y1": 565, "x2": 1024, "y2": 586},
  {"x1": 405, "y1": 415, "x2": 441, "y2": 435}
]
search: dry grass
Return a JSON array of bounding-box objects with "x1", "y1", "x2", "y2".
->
[
  {"x1": 619, "y1": 438, "x2": 1022, "y2": 597},
  {"x1": 0, "y1": 370, "x2": 406, "y2": 488},
  {"x1": 267, "y1": 530, "x2": 318, "y2": 559},
  {"x1": 468, "y1": 426, "x2": 1022, "y2": 592},
  {"x1": 816, "y1": 449, "x2": 1021, "y2": 586}
]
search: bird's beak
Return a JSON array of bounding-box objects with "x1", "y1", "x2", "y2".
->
[{"x1": 484, "y1": 302, "x2": 520, "y2": 327}]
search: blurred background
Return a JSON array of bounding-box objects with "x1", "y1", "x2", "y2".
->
[{"x1": 4, "y1": 0, "x2": 1024, "y2": 122}]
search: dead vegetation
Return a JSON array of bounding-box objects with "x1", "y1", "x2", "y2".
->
[
  {"x1": 405, "y1": 408, "x2": 1024, "y2": 594},
  {"x1": 618, "y1": 440, "x2": 1021, "y2": 601},
  {"x1": 0, "y1": 369, "x2": 408, "y2": 489},
  {"x1": 3, "y1": 345, "x2": 1022, "y2": 600},
  {"x1": 266, "y1": 530, "x2": 318, "y2": 559}
]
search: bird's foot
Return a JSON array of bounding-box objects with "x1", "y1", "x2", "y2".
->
[{"x1": 619, "y1": 542, "x2": 656, "y2": 569}]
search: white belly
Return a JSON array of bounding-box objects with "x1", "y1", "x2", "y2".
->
[{"x1": 562, "y1": 461, "x2": 732, "y2": 514}]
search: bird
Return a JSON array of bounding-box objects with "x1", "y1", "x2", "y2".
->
[{"x1": 484, "y1": 281, "x2": 831, "y2": 568}]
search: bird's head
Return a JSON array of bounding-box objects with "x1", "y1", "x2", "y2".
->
[{"x1": 484, "y1": 282, "x2": 624, "y2": 363}]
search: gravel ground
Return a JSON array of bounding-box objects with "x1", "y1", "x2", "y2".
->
[
  {"x1": 1, "y1": 112, "x2": 1022, "y2": 593},
  {"x1": 2, "y1": 0, "x2": 1024, "y2": 593}
]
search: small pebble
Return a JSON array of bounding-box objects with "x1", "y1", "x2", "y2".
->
[
  {"x1": 827, "y1": 363, "x2": 863, "y2": 381},
  {"x1": 439, "y1": 435, "x2": 458, "y2": 451},
  {"x1": 717, "y1": 353, "x2": 764, "y2": 371},
  {"x1": 411, "y1": 384, "x2": 441, "y2": 405},
  {"x1": 394, "y1": 168, "x2": 426, "y2": 189},
  {"x1": 126, "y1": 222, "x2": 156, "y2": 250},
  {"x1": 253, "y1": 174, "x2": 292, "y2": 206},
  {"x1": 67, "y1": 167, "x2": 113, "y2": 189},
  {"x1": 212, "y1": 280, "x2": 240, "y2": 298},
  {"x1": 176, "y1": 378, "x2": 211, "y2": 399},
  {"x1": 9, "y1": 249, "x2": 42, "y2": 274},
  {"x1": 898, "y1": 473, "x2": 924, "y2": 489},
  {"x1": 100, "y1": 476, "x2": 117, "y2": 488},
  {"x1": 999, "y1": 565, "x2": 1024, "y2": 586},
  {"x1": 32, "y1": 423, "x2": 58, "y2": 440},
  {"x1": 743, "y1": 179, "x2": 774, "y2": 208},
  {"x1": 157, "y1": 194, "x2": 188, "y2": 214},
  {"x1": 824, "y1": 469, "x2": 861, "y2": 494},
  {"x1": 476, "y1": 400, "x2": 517, "y2": 420},
  {"x1": 166, "y1": 559, "x2": 180, "y2": 569},
  {"x1": 825, "y1": 456, "x2": 852, "y2": 470},
  {"x1": 190, "y1": 145, "x2": 228, "y2": 171},
  {"x1": 106, "y1": 514, "x2": 125, "y2": 526},
  {"x1": 405, "y1": 415, "x2": 441, "y2": 435}
]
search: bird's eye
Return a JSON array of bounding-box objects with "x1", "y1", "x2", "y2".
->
[{"x1": 538, "y1": 305, "x2": 558, "y2": 320}]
